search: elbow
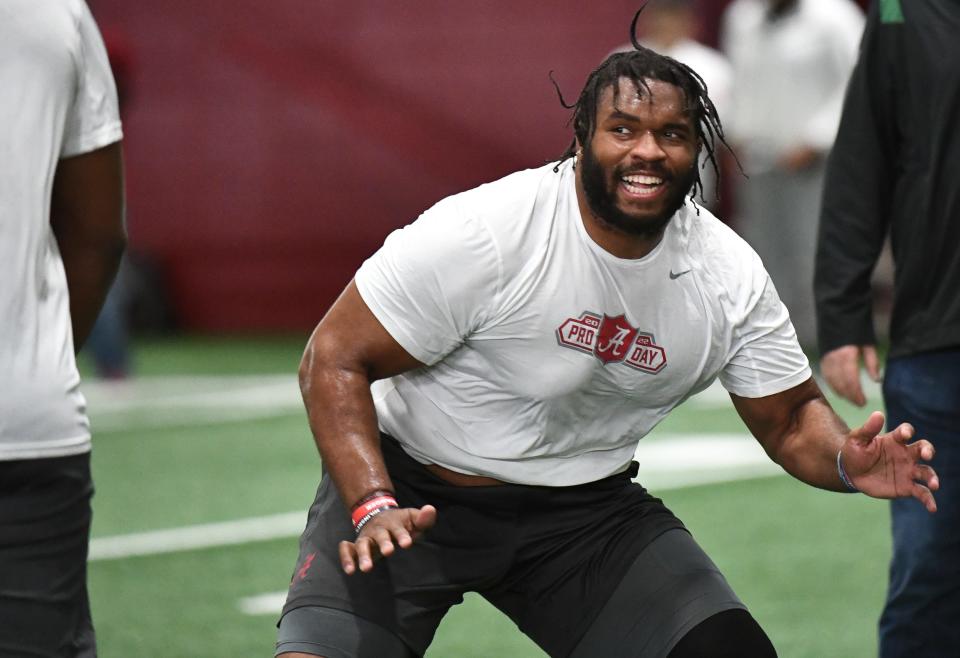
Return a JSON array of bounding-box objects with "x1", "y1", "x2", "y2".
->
[
  {"x1": 298, "y1": 340, "x2": 319, "y2": 398},
  {"x1": 298, "y1": 331, "x2": 347, "y2": 398},
  {"x1": 110, "y1": 230, "x2": 128, "y2": 263}
]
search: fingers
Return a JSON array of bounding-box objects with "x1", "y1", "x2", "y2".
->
[
  {"x1": 339, "y1": 539, "x2": 360, "y2": 575},
  {"x1": 912, "y1": 438, "x2": 936, "y2": 462},
  {"x1": 888, "y1": 421, "x2": 915, "y2": 444},
  {"x1": 863, "y1": 345, "x2": 882, "y2": 382},
  {"x1": 820, "y1": 345, "x2": 866, "y2": 406},
  {"x1": 914, "y1": 464, "x2": 939, "y2": 492},
  {"x1": 912, "y1": 481, "x2": 938, "y2": 514},
  {"x1": 338, "y1": 535, "x2": 381, "y2": 574},
  {"x1": 414, "y1": 505, "x2": 437, "y2": 532},
  {"x1": 340, "y1": 506, "x2": 437, "y2": 574},
  {"x1": 850, "y1": 410, "x2": 885, "y2": 445}
]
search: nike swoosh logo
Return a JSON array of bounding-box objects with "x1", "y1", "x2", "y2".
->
[{"x1": 669, "y1": 269, "x2": 691, "y2": 280}]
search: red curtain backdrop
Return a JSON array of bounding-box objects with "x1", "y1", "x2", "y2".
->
[{"x1": 89, "y1": 0, "x2": 870, "y2": 332}]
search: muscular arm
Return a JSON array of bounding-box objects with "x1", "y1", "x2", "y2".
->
[
  {"x1": 731, "y1": 377, "x2": 938, "y2": 510},
  {"x1": 299, "y1": 279, "x2": 434, "y2": 572},
  {"x1": 50, "y1": 141, "x2": 126, "y2": 351},
  {"x1": 732, "y1": 378, "x2": 850, "y2": 491}
]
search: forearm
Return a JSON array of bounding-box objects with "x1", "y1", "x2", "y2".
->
[
  {"x1": 770, "y1": 394, "x2": 852, "y2": 493},
  {"x1": 50, "y1": 141, "x2": 126, "y2": 351},
  {"x1": 299, "y1": 339, "x2": 395, "y2": 511},
  {"x1": 56, "y1": 233, "x2": 125, "y2": 350},
  {"x1": 735, "y1": 379, "x2": 854, "y2": 493}
]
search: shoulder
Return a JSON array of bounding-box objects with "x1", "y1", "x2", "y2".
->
[
  {"x1": 451, "y1": 161, "x2": 567, "y2": 223},
  {"x1": 375, "y1": 163, "x2": 567, "y2": 280},
  {"x1": 720, "y1": 0, "x2": 765, "y2": 48},
  {"x1": 681, "y1": 203, "x2": 766, "y2": 293},
  {"x1": 722, "y1": 0, "x2": 763, "y2": 26},
  {"x1": 675, "y1": 41, "x2": 732, "y2": 84},
  {"x1": 411, "y1": 161, "x2": 562, "y2": 240},
  {"x1": 803, "y1": 0, "x2": 865, "y2": 30},
  {"x1": 447, "y1": 159, "x2": 571, "y2": 251}
]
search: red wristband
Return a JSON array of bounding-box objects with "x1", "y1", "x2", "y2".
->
[{"x1": 351, "y1": 493, "x2": 399, "y2": 533}]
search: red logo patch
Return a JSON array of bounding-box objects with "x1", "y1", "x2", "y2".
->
[
  {"x1": 556, "y1": 311, "x2": 667, "y2": 372},
  {"x1": 594, "y1": 314, "x2": 639, "y2": 364}
]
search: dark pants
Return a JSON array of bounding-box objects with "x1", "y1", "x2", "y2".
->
[
  {"x1": 0, "y1": 452, "x2": 97, "y2": 657},
  {"x1": 879, "y1": 349, "x2": 960, "y2": 657},
  {"x1": 279, "y1": 435, "x2": 756, "y2": 657}
]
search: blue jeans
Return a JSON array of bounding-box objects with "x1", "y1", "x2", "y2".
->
[{"x1": 879, "y1": 349, "x2": 960, "y2": 658}]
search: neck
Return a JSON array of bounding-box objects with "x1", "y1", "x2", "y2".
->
[{"x1": 574, "y1": 165, "x2": 667, "y2": 260}]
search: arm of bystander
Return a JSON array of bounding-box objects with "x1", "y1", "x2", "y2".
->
[{"x1": 50, "y1": 141, "x2": 126, "y2": 351}]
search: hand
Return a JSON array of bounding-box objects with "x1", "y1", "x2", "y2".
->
[
  {"x1": 842, "y1": 411, "x2": 939, "y2": 512},
  {"x1": 820, "y1": 344, "x2": 881, "y2": 407},
  {"x1": 778, "y1": 145, "x2": 821, "y2": 171},
  {"x1": 339, "y1": 505, "x2": 437, "y2": 574}
]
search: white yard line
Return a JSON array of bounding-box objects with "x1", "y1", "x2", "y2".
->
[
  {"x1": 89, "y1": 511, "x2": 306, "y2": 560},
  {"x1": 239, "y1": 592, "x2": 289, "y2": 616},
  {"x1": 84, "y1": 375, "x2": 304, "y2": 431},
  {"x1": 83, "y1": 374, "x2": 300, "y2": 412},
  {"x1": 90, "y1": 434, "x2": 780, "y2": 564}
]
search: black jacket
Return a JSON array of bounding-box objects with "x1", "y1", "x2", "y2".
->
[{"x1": 815, "y1": 0, "x2": 960, "y2": 358}]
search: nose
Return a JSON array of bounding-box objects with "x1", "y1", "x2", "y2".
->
[{"x1": 630, "y1": 131, "x2": 667, "y2": 162}]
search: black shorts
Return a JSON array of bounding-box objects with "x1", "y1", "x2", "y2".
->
[
  {"x1": 0, "y1": 452, "x2": 97, "y2": 657},
  {"x1": 280, "y1": 435, "x2": 743, "y2": 657}
]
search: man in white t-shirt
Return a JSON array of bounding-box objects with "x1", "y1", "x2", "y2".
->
[
  {"x1": 278, "y1": 24, "x2": 937, "y2": 658},
  {"x1": 720, "y1": 0, "x2": 865, "y2": 348},
  {"x1": 0, "y1": 1, "x2": 125, "y2": 655}
]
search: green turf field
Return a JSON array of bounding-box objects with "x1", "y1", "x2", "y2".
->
[{"x1": 80, "y1": 337, "x2": 892, "y2": 657}]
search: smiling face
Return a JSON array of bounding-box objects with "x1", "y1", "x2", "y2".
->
[{"x1": 576, "y1": 77, "x2": 699, "y2": 257}]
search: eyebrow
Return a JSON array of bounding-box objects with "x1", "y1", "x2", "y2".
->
[
  {"x1": 604, "y1": 110, "x2": 693, "y2": 132},
  {"x1": 606, "y1": 109, "x2": 642, "y2": 122}
]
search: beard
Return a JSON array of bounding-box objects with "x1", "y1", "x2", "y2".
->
[{"x1": 579, "y1": 144, "x2": 696, "y2": 239}]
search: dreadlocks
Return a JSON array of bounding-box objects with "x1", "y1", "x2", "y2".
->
[{"x1": 553, "y1": 8, "x2": 735, "y2": 204}]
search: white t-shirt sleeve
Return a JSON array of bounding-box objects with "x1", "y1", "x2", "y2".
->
[
  {"x1": 61, "y1": 0, "x2": 122, "y2": 157},
  {"x1": 355, "y1": 197, "x2": 502, "y2": 365},
  {"x1": 718, "y1": 253, "x2": 811, "y2": 398}
]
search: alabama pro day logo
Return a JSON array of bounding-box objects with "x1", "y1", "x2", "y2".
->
[{"x1": 556, "y1": 312, "x2": 667, "y2": 373}]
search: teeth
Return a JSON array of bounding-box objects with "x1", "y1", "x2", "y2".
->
[{"x1": 622, "y1": 174, "x2": 663, "y2": 185}]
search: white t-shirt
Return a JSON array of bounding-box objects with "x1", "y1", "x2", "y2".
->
[
  {"x1": 356, "y1": 160, "x2": 810, "y2": 485},
  {"x1": 0, "y1": 0, "x2": 122, "y2": 460},
  {"x1": 721, "y1": 0, "x2": 864, "y2": 174}
]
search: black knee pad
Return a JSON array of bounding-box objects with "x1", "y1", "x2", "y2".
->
[{"x1": 668, "y1": 609, "x2": 777, "y2": 658}]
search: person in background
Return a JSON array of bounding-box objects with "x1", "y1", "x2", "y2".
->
[
  {"x1": 720, "y1": 0, "x2": 864, "y2": 349},
  {"x1": 611, "y1": 0, "x2": 732, "y2": 211},
  {"x1": 815, "y1": 1, "x2": 960, "y2": 655},
  {"x1": 0, "y1": 0, "x2": 125, "y2": 655}
]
